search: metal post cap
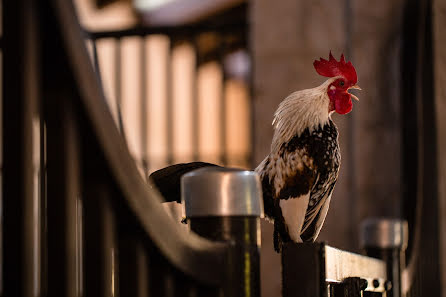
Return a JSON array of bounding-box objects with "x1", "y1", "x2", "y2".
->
[
  {"x1": 360, "y1": 218, "x2": 408, "y2": 249},
  {"x1": 181, "y1": 167, "x2": 264, "y2": 217}
]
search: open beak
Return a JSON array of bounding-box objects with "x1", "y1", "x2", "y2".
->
[{"x1": 348, "y1": 85, "x2": 361, "y2": 101}]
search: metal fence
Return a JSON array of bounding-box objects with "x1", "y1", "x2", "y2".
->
[
  {"x1": 84, "y1": 15, "x2": 252, "y2": 177},
  {"x1": 3, "y1": 0, "x2": 234, "y2": 295}
]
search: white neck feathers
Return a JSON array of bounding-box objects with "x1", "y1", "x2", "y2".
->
[{"x1": 271, "y1": 78, "x2": 336, "y2": 152}]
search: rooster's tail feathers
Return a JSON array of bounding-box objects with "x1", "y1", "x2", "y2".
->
[{"x1": 149, "y1": 162, "x2": 220, "y2": 203}]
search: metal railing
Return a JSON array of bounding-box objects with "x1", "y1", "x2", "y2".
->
[
  {"x1": 84, "y1": 14, "x2": 252, "y2": 176},
  {"x1": 282, "y1": 243, "x2": 389, "y2": 297},
  {"x1": 2, "y1": 0, "x2": 237, "y2": 295}
]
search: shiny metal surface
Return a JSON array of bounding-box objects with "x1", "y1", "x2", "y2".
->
[
  {"x1": 282, "y1": 243, "x2": 388, "y2": 296},
  {"x1": 325, "y1": 245, "x2": 386, "y2": 284},
  {"x1": 181, "y1": 167, "x2": 264, "y2": 217},
  {"x1": 360, "y1": 218, "x2": 408, "y2": 249}
]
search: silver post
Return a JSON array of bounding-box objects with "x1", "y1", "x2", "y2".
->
[
  {"x1": 181, "y1": 167, "x2": 263, "y2": 218},
  {"x1": 361, "y1": 218, "x2": 408, "y2": 297},
  {"x1": 181, "y1": 167, "x2": 263, "y2": 297}
]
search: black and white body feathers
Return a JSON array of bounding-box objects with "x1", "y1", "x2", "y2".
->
[
  {"x1": 256, "y1": 120, "x2": 340, "y2": 251},
  {"x1": 255, "y1": 78, "x2": 341, "y2": 251}
]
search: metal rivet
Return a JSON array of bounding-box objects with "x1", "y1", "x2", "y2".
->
[
  {"x1": 359, "y1": 279, "x2": 368, "y2": 291},
  {"x1": 385, "y1": 280, "x2": 392, "y2": 291}
]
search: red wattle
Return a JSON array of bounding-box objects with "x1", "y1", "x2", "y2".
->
[
  {"x1": 335, "y1": 97, "x2": 352, "y2": 114},
  {"x1": 328, "y1": 90, "x2": 352, "y2": 114}
]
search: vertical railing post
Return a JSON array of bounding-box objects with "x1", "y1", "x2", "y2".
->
[
  {"x1": 3, "y1": 0, "x2": 41, "y2": 295},
  {"x1": 361, "y1": 219, "x2": 408, "y2": 297},
  {"x1": 83, "y1": 181, "x2": 119, "y2": 297},
  {"x1": 182, "y1": 167, "x2": 263, "y2": 297}
]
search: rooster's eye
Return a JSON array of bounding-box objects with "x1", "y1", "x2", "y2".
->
[{"x1": 339, "y1": 81, "x2": 345, "y2": 87}]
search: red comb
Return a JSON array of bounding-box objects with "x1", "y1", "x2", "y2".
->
[{"x1": 313, "y1": 51, "x2": 357, "y2": 84}]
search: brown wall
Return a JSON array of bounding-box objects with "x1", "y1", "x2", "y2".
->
[{"x1": 251, "y1": 1, "x2": 406, "y2": 295}]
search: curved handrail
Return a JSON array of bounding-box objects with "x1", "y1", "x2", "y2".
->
[{"x1": 50, "y1": 0, "x2": 228, "y2": 285}]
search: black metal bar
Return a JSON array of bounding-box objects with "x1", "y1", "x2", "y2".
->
[
  {"x1": 118, "y1": 232, "x2": 149, "y2": 297},
  {"x1": 282, "y1": 243, "x2": 325, "y2": 297},
  {"x1": 2, "y1": 0, "x2": 40, "y2": 295},
  {"x1": 114, "y1": 38, "x2": 126, "y2": 136},
  {"x1": 140, "y1": 37, "x2": 149, "y2": 178},
  {"x1": 40, "y1": 103, "x2": 48, "y2": 297},
  {"x1": 44, "y1": 61, "x2": 84, "y2": 297},
  {"x1": 401, "y1": 0, "x2": 422, "y2": 264},
  {"x1": 188, "y1": 217, "x2": 260, "y2": 297},
  {"x1": 166, "y1": 39, "x2": 174, "y2": 165},
  {"x1": 91, "y1": 40, "x2": 104, "y2": 86},
  {"x1": 147, "y1": 248, "x2": 167, "y2": 296},
  {"x1": 246, "y1": 50, "x2": 255, "y2": 169},
  {"x1": 218, "y1": 35, "x2": 227, "y2": 165},
  {"x1": 401, "y1": 0, "x2": 440, "y2": 295},
  {"x1": 83, "y1": 182, "x2": 118, "y2": 297},
  {"x1": 191, "y1": 38, "x2": 200, "y2": 162},
  {"x1": 41, "y1": 1, "x2": 88, "y2": 295},
  {"x1": 86, "y1": 22, "x2": 247, "y2": 40},
  {"x1": 164, "y1": 265, "x2": 175, "y2": 297},
  {"x1": 45, "y1": 82, "x2": 83, "y2": 297},
  {"x1": 170, "y1": 263, "x2": 219, "y2": 297},
  {"x1": 417, "y1": 0, "x2": 441, "y2": 294}
]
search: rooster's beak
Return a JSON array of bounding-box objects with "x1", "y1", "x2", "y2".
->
[{"x1": 348, "y1": 85, "x2": 361, "y2": 101}]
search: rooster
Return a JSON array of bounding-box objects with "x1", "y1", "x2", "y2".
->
[{"x1": 150, "y1": 52, "x2": 360, "y2": 252}]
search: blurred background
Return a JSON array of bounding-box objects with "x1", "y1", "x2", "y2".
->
[{"x1": 2, "y1": 0, "x2": 446, "y2": 296}]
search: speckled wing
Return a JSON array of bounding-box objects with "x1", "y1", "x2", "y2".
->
[
  {"x1": 273, "y1": 149, "x2": 320, "y2": 244},
  {"x1": 300, "y1": 182, "x2": 335, "y2": 242},
  {"x1": 258, "y1": 120, "x2": 340, "y2": 251},
  {"x1": 258, "y1": 146, "x2": 318, "y2": 250}
]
